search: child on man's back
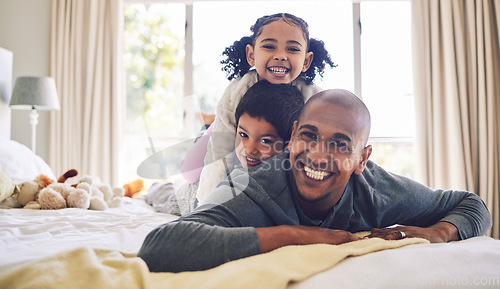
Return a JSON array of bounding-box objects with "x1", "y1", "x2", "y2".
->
[
  {"x1": 196, "y1": 13, "x2": 335, "y2": 202},
  {"x1": 233, "y1": 80, "x2": 304, "y2": 170},
  {"x1": 178, "y1": 80, "x2": 305, "y2": 211}
]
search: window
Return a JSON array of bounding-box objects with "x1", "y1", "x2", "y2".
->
[
  {"x1": 121, "y1": 0, "x2": 415, "y2": 186},
  {"x1": 191, "y1": 1, "x2": 355, "y2": 115},
  {"x1": 359, "y1": 1, "x2": 415, "y2": 177},
  {"x1": 122, "y1": 3, "x2": 186, "y2": 186}
]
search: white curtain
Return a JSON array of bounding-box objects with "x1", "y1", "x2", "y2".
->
[
  {"x1": 49, "y1": 0, "x2": 124, "y2": 186},
  {"x1": 412, "y1": 0, "x2": 500, "y2": 238}
]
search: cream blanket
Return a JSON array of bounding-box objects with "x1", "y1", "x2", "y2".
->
[{"x1": 0, "y1": 237, "x2": 427, "y2": 289}]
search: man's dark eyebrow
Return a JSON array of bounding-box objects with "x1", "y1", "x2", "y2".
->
[
  {"x1": 333, "y1": 133, "x2": 353, "y2": 144},
  {"x1": 298, "y1": 124, "x2": 317, "y2": 132},
  {"x1": 298, "y1": 125, "x2": 352, "y2": 144}
]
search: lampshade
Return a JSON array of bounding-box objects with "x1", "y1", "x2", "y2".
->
[{"x1": 9, "y1": 76, "x2": 60, "y2": 110}]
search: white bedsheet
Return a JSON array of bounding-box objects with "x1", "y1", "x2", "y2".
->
[
  {"x1": 291, "y1": 236, "x2": 500, "y2": 289},
  {"x1": 1, "y1": 198, "x2": 499, "y2": 289},
  {"x1": 0, "y1": 198, "x2": 178, "y2": 271}
]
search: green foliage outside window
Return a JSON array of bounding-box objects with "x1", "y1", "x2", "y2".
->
[{"x1": 123, "y1": 4, "x2": 184, "y2": 136}]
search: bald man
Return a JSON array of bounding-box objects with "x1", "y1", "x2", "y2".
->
[{"x1": 138, "y1": 89, "x2": 492, "y2": 273}]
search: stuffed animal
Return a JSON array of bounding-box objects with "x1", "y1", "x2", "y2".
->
[
  {"x1": 15, "y1": 169, "x2": 78, "y2": 209},
  {"x1": 9, "y1": 169, "x2": 125, "y2": 211},
  {"x1": 16, "y1": 181, "x2": 39, "y2": 206},
  {"x1": 37, "y1": 183, "x2": 90, "y2": 210},
  {"x1": 0, "y1": 171, "x2": 19, "y2": 207},
  {"x1": 123, "y1": 179, "x2": 144, "y2": 198},
  {"x1": 74, "y1": 174, "x2": 125, "y2": 210}
]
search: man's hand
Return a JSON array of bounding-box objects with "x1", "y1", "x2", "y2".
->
[
  {"x1": 365, "y1": 222, "x2": 460, "y2": 243},
  {"x1": 256, "y1": 225, "x2": 361, "y2": 253}
]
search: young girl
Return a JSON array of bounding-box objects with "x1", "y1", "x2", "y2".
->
[{"x1": 196, "y1": 13, "x2": 335, "y2": 203}]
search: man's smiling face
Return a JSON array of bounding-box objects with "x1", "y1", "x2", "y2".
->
[{"x1": 287, "y1": 92, "x2": 371, "y2": 213}]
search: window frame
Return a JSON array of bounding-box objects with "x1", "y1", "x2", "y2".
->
[
  {"x1": 123, "y1": 0, "x2": 389, "y2": 101},
  {"x1": 123, "y1": 0, "x2": 410, "y2": 104},
  {"x1": 122, "y1": 0, "x2": 415, "y2": 180}
]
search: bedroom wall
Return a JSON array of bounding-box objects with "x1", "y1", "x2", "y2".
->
[
  {"x1": 0, "y1": 47, "x2": 13, "y2": 139},
  {"x1": 0, "y1": 0, "x2": 52, "y2": 162}
]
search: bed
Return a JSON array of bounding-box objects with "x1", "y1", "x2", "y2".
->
[{"x1": 1, "y1": 137, "x2": 499, "y2": 289}]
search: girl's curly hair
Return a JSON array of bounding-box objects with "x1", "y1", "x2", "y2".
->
[{"x1": 220, "y1": 13, "x2": 336, "y2": 84}]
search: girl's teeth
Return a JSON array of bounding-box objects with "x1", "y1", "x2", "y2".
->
[
  {"x1": 303, "y1": 166, "x2": 330, "y2": 181},
  {"x1": 269, "y1": 67, "x2": 288, "y2": 74}
]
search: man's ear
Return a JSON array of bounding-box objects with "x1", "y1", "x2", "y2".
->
[
  {"x1": 246, "y1": 44, "x2": 255, "y2": 66},
  {"x1": 287, "y1": 121, "x2": 299, "y2": 151},
  {"x1": 354, "y1": 145, "x2": 372, "y2": 175},
  {"x1": 301, "y1": 52, "x2": 314, "y2": 72}
]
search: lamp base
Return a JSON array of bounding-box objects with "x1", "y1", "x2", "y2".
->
[{"x1": 29, "y1": 108, "x2": 39, "y2": 153}]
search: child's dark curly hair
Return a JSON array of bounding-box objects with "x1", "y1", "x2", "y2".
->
[
  {"x1": 235, "y1": 80, "x2": 304, "y2": 145},
  {"x1": 220, "y1": 13, "x2": 336, "y2": 85}
]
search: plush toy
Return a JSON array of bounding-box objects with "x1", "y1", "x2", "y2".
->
[
  {"x1": 9, "y1": 169, "x2": 125, "y2": 211},
  {"x1": 0, "y1": 171, "x2": 19, "y2": 207},
  {"x1": 15, "y1": 169, "x2": 77, "y2": 208},
  {"x1": 123, "y1": 179, "x2": 144, "y2": 198},
  {"x1": 16, "y1": 169, "x2": 84, "y2": 210},
  {"x1": 74, "y1": 174, "x2": 125, "y2": 210},
  {"x1": 37, "y1": 183, "x2": 90, "y2": 210},
  {"x1": 16, "y1": 181, "x2": 40, "y2": 206}
]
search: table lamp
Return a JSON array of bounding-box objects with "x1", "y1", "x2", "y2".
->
[{"x1": 9, "y1": 76, "x2": 60, "y2": 154}]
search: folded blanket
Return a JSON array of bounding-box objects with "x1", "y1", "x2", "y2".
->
[{"x1": 0, "y1": 237, "x2": 427, "y2": 289}]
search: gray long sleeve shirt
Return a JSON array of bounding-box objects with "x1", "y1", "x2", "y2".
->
[{"x1": 138, "y1": 152, "x2": 492, "y2": 272}]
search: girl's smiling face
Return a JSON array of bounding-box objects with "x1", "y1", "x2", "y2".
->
[
  {"x1": 246, "y1": 19, "x2": 313, "y2": 84},
  {"x1": 235, "y1": 113, "x2": 285, "y2": 168}
]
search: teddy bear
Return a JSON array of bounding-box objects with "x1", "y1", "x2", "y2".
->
[
  {"x1": 32, "y1": 182, "x2": 90, "y2": 210},
  {"x1": 15, "y1": 169, "x2": 77, "y2": 208},
  {"x1": 73, "y1": 174, "x2": 125, "y2": 210},
  {"x1": 17, "y1": 169, "x2": 87, "y2": 210},
  {"x1": 13, "y1": 169, "x2": 125, "y2": 211}
]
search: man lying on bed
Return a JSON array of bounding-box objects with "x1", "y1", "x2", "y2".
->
[{"x1": 138, "y1": 89, "x2": 492, "y2": 273}]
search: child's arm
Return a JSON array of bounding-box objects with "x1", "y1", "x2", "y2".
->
[
  {"x1": 179, "y1": 125, "x2": 213, "y2": 184},
  {"x1": 196, "y1": 71, "x2": 259, "y2": 203}
]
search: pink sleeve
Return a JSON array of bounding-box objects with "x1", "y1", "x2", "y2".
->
[{"x1": 180, "y1": 124, "x2": 213, "y2": 183}]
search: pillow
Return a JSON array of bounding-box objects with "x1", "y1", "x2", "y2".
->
[{"x1": 0, "y1": 136, "x2": 56, "y2": 184}]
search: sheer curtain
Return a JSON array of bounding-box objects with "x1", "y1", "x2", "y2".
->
[
  {"x1": 49, "y1": 0, "x2": 124, "y2": 186},
  {"x1": 412, "y1": 0, "x2": 500, "y2": 238}
]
